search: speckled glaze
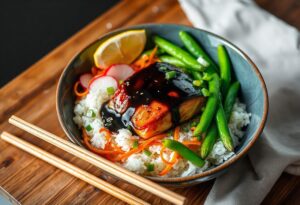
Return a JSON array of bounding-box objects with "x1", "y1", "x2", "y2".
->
[{"x1": 56, "y1": 24, "x2": 268, "y2": 187}]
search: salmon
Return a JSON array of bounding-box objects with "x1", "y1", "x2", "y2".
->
[{"x1": 101, "y1": 62, "x2": 206, "y2": 139}]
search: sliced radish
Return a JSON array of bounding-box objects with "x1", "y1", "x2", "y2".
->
[
  {"x1": 88, "y1": 75, "x2": 118, "y2": 94},
  {"x1": 104, "y1": 64, "x2": 135, "y2": 81},
  {"x1": 79, "y1": 73, "x2": 93, "y2": 89}
]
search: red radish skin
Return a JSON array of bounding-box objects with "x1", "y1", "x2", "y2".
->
[
  {"x1": 104, "y1": 64, "x2": 135, "y2": 81},
  {"x1": 88, "y1": 75, "x2": 118, "y2": 93},
  {"x1": 79, "y1": 73, "x2": 93, "y2": 89}
]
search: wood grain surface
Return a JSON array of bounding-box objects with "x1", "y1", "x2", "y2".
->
[{"x1": 0, "y1": 0, "x2": 299, "y2": 204}]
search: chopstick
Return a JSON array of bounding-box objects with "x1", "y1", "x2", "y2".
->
[
  {"x1": 8, "y1": 116, "x2": 186, "y2": 205},
  {"x1": 0, "y1": 132, "x2": 149, "y2": 205}
]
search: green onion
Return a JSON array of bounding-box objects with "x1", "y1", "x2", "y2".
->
[
  {"x1": 193, "y1": 80, "x2": 202, "y2": 87},
  {"x1": 202, "y1": 73, "x2": 212, "y2": 81},
  {"x1": 165, "y1": 71, "x2": 176, "y2": 80},
  {"x1": 85, "y1": 124, "x2": 93, "y2": 132},
  {"x1": 201, "y1": 88, "x2": 210, "y2": 97},
  {"x1": 106, "y1": 87, "x2": 115, "y2": 95},
  {"x1": 191, "y1": 121, "x2": 197, "y2": 127},
  {"x1": 160, "y1": 66, "x2": 167, "y2": 71},
  {"x1": 143, "y1": 149, "x2": 152, "y2": 157},
  {"x1": 132, "y1": 140, "x2": 139, "y2": 149},
  {"x1": 183, "y1": 126, "x2": 189, "y2": 132},
  {"x1": 87, "y1": 109, "x2": 96, "y2": 118},
  {"x1": 146, "y1": 163, "x2": 154, "y2": 172}
]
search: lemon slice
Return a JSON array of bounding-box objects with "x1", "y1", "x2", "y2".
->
[{"x1": 93, "y1": 30, "x2": 146, "y2": 68}]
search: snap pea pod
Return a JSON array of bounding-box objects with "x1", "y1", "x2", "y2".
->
[
  {"x1": 200, "y1": 123, "x2": 218, "y2": 158},
  {"x1": 159, "y1": 55, "x2": 189, "y2": 68},
  {"x1": 178, "y1": 31, "x2": 218, "y2": 73},
  {"x1": 200, "y1": 81, "x2": 240, "y2": 158},
  {"x1": 224, "y1": 81, "x2": 240, "y2": 121},
  {"x1": 162, "y1": 139, "x2": 205, "y2": 167},
  {"x1": 216, "y1": 96, "x2": 234, "y2": 152},
  {"x1": 194, "y1": 73, "x2": 220, "y2": 136},
  {"x1": 153, "y1": 36, "x2": 204, "y2": 72},
  {"x1": 218, "y1": 45, "x2": 231, "y2": 95}
]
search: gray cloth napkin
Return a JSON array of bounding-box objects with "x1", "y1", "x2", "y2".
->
[{"x1": 178, "y1": 0, "x2": 300, "y2": 204}]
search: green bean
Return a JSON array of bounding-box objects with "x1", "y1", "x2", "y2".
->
[
  {"x1": 216, "y1": 96, "x2": 234, "y2": 151},
  {"x1": 194, "y1": 73, "x2": 220, "y2": 136},
  {"x1": 178, "y1": 31, "x2": 218, "y2": 73},
  {"x1": 200, "y1": 123, "x2": 218, "y2": 158},
  {"x1": 162, "y1": 139, "x2": 205, "y2": 167},
  {"x1": 159, "y1": 55, "x2": 189, "y2": 68},
  {"x1": 218, "y1": 45, "x2": 231, "y2": 95},
  {"x1": 153, "y1": 35, "x2": 204, "y2": 71},
  {"x1": 224, "y1": 81, "x2": 240, "y2": 121}
]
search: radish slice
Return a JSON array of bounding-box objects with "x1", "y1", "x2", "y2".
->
[
  {"x1": 79, "y1": 73, "x2": 93, "y2": 89},
  {"x1": 88, "y1": 75, "x2": 118, "y2": 94},
  {"x1": 105, "y1": 64, "x2": 135, "y2": 81}
]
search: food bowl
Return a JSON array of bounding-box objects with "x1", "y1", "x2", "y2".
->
[{"x1": 56, "y1": 24, "x2": 268, "y2": 186}]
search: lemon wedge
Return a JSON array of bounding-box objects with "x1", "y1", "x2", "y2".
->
[{"x1": 93, "y1": 30, "x2": 146, "y2": 68}]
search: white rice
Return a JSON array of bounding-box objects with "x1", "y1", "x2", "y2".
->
[{"x1": 73, "y1": 87, "x2": 251, "y2": 177}]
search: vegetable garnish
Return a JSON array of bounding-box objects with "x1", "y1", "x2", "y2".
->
[
  {"x1": 74, "y1": 81, "x2": 88, "y2": 97},
  {"x1": 116, "y1": 133, "x2": 167, "y2": 162},
  {"x1": 85, "y1": 124, "x2": 93, "y2": 132},
  {"x1": 201, "y1": 88, "x2": 210, "y2": 97},
  {"x1": 143, "y1": 149, "x2": 152, "y2": 157},
  {"x1": 193, "y1": 80, "x2": 202, "y2": 87},
  {"x1": 132, "y1": 140, "x2": 139, "y2": 149},
  {"x1": 165, "y1": 71, "x2": 176, "y2": 80},
  {"x1": 87, "y1": 109, "x2": 96, "y2": 118},
  {"x1": 132, "y1": 46, "x2": 159, "y2": 70},
  {"x1": 146, "y1": 163, "x2": 155, "y2": 172},
  {"x1": 106, "y1": 86, "x2": 115, "y2": 95},
  {"x1": 82, "y1": 129, "x2": 122, "y2": 155}
]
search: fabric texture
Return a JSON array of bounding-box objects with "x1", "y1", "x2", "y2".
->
[{"x1": 178, "y1": 0, "x2": 300, "y2": 204}]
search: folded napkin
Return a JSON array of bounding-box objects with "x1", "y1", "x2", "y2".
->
[{"x1": 178, "y1": 0, "x2": 300, "y2": 204}]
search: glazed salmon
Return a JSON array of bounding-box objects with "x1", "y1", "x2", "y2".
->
[{"x1": 101, "y1": 62, "x2": 205, "y2": 139}]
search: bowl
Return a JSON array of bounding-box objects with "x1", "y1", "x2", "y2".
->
[{"x1": 56, "y1": 24, "x2": 268, "y2": 186}]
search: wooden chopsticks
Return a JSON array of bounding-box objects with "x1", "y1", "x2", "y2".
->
[
  {"x1": 7, "y1": 115, "x2": 186, "y2": 205},
  {"x1": 0, "y1": 132, "x2": 149, "y2": 205}
]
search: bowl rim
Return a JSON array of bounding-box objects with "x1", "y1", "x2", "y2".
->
[{"x1": 56, "y1": 23, "x2": 269, "y2": 183}]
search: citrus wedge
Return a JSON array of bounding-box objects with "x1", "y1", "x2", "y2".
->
[{"x1": 93, "y1": 30, "x2": 146, "y2": 68}]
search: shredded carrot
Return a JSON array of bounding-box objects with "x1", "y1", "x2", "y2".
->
[
  {"x1": 159, "y1": 152, "x2": 179, "y2": 176},
  {"x1": 74, "y1": 81, "x2": 88, "y2": 97},
  {"x1": 183, "y1": 140, "x2": 202, "y2": 146},
  {"x1": 174, "y1": 126, "x2": 180, "y2": 141},
  {"x1": 190, "y1": 126, "x2": 196, "y2": 131},
  {"x1": 82, "y1": 129, "x2": 122, "y2": 155},
  {"x1": 116, "y1": 133, "x2": 167, "y2": 161},
  {"x1": 160, "y1": 146, "x2": 177, "y2": 165},
  {"x1": 132, "y1": 47, "x2": 159, "y2": 70}
]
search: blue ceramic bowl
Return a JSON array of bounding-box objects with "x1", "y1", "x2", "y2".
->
[{"x1": 56, "y1": 24, "x2": 268, "y2": 186}]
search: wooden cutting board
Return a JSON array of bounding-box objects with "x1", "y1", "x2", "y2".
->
[{"x1": 0, "y1": 0, "x2": 299, "y2": 204}]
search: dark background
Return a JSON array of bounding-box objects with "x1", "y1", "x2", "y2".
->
[{"x1": 0, "y1": 0, "x2": 120, "y2": 87}]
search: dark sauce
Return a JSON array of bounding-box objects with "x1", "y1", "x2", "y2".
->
[{"x1": 101, "y1": 62, "x2": 201, "y2": 132}]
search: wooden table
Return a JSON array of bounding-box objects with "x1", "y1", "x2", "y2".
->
[{"x1": 0, "y1": 0, "x2": 299, "y2": 204}]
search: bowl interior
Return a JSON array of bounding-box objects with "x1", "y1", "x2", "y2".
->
[{"x1": 57, "y1": 24, "x2": 268, "y2": 183}]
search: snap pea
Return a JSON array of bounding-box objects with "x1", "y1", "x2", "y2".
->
[
  {"x1": 153, "y1": 35, "x2": 204, "y2": 71},
  {"x1": 194, "y1": 73, "x2": 220, "y2": 136},
  {"x1": 216, "y1": 96, "x2": 234, "y2": 152},
  {"x1": 159, "y1": 55, "x2": 189, "y2": 68},
  {"x1": 200, "y1": 123, "x2": 218, "y2": 159},
  {"x1": 191, "y1": 71, "x2": 202, "y2": 81},
  {"x1": 200, "y1": 82, "x2": 239, "y2": 157},
  {"x1": 218, "y1": 45, "x2": 231, "y2": 95},
  {"x1": 178, "y1": 31, "x2": 218, "y2": 73},
  {"x1": 224, "y1": 81, "x2": 240, "y2": 121},
  {"x1": 162, "y1": 139, "x2": 205, "y2": 167}
]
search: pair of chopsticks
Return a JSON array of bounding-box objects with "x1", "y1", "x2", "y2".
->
[{"x1": 0, "y1": 116, "x2": 186, "y2": 205}]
